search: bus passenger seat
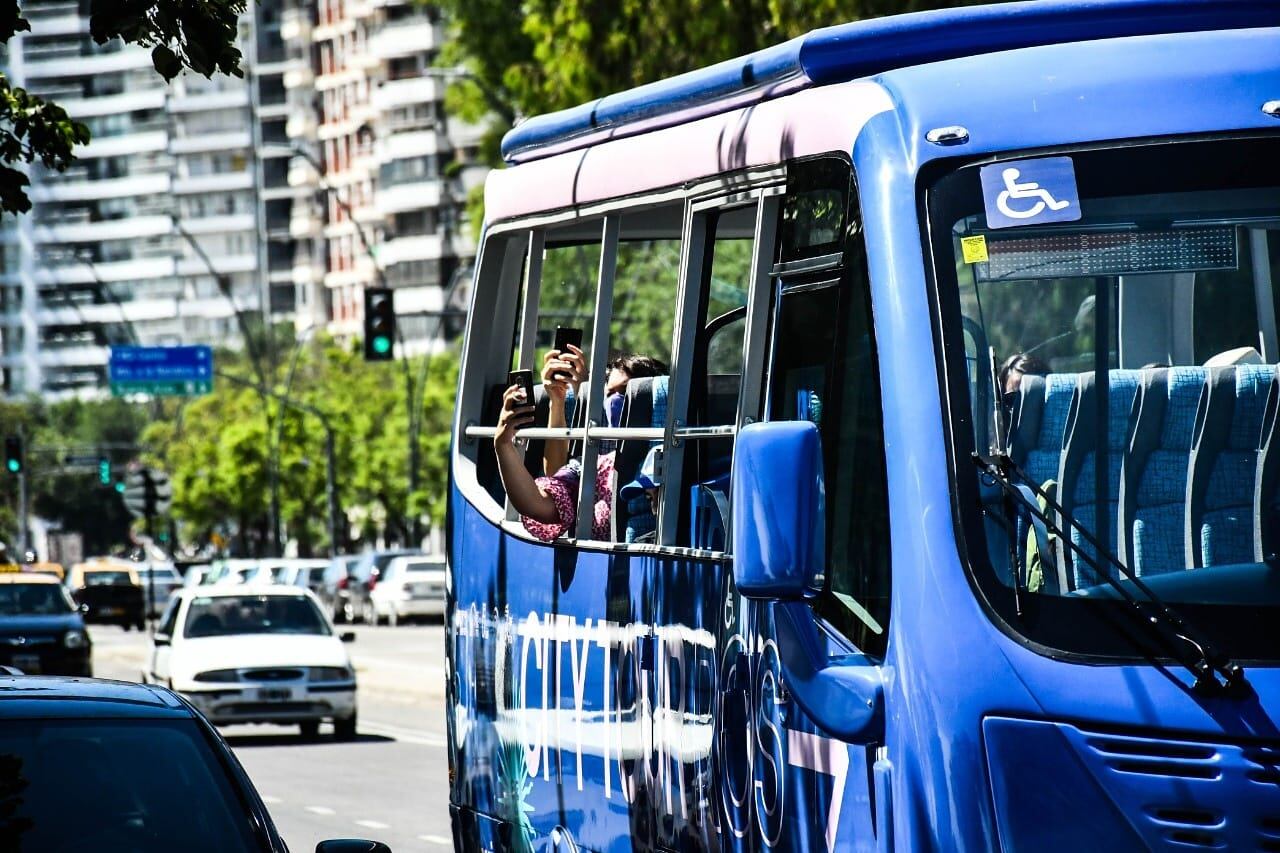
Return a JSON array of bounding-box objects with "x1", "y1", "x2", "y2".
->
[
  {"x1": 1190, "y1": 365, "x2": 1276, "y2": 567},
  {"x1": 1121, "y1": 367, "x2": 1206, "y2": 576},
  {"x1": 1060, "y1": 370, "x2": 1140, "y2": 588},
  {"x1": 615, "y1": 376, "x2": 668, "y2": 542},
  {"x1": 1256, "y1": 375, "x2": 1280, "y2": 561},
  {"x1": 1010, "y1": 373, "x2": 1078, "y2": 487}
]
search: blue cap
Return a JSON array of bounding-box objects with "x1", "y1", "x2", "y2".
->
[{"x1": 619, "y1": 446, "x2": 662, "y2": 501}]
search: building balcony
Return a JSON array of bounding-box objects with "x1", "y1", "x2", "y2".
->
[
  {"x1": 173, "y1": 172, "x2": 255, "y2": 195},
  {"x1": 371, "y1": 76, "x2": 443, "y2": 112},
  {"x1": 281, "y1": 7, "x2": 310, "y2": 41},
  {"x1": 31, "y1": 173, "x2": 170, "y2": 203},
  {"x1": 24, "y1": 47, "x2": 152, "y2": 79},
  {"x1": 379, "y1": 129, "x2": 443, "y2": 161},
  {"x1": 179, "y1": 213, "x2": 257, "y2": 235},
  {"x1": 377, "y1": 180, "x2": 442, "y2": 216},
  {"x1": 283, "y1": 63, "x2": 314, "y2": 90},
  {"x1": 175, "y1": 253, "x2": 257, "y2": 277},
  {"x1": 285, "y1": 110, "x2": 317, "y2": 139},
  {"x1": 79, "y1": 131, "x2": 168, "y2": 159},
  {"x1": 59, "y1": 89, "x2": 166, "y2": 120},
  {"x1": 34, "y1": 257, "x2": 175, "y2": 287},
  {"x1": 169, "y1": 89, "x2": 250, "y2": 113},
  {"x1": 378, "y1": 234, "x2": 445, "y2": 266},
  {"x1": 170, "y1": 131, "x2": 252, "y2": 155},
  {"x1": 32, "y1": 215, "x2": 173, "y2": 244},
  {"x1": 370, "y1": 20, "x2": 439, "y2": 59},
  {"x1": 37, "y1": 344, "x2": 110, "y2": 370}
]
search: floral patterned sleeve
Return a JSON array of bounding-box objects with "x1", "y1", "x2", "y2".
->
[
  {"x1": 522, "y1": 460, "x2": 582, "y2": 542},
  {"x1": 521, "y1": 453, "x2": 616, "y2": 543}
]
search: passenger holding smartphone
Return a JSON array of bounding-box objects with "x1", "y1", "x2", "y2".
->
[
  {"x1": 494, "y1": 343, "x2": 667, "y2": 542},
  {"x1": 541, "y1": 330, "x2": 586, "y2": 475}
]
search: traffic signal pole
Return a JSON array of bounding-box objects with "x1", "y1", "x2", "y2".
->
[{"x1": 17, "y1": 464, "x2": 27, "y2": 558}]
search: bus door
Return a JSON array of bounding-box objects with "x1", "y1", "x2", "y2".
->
[{"x1": 717, "y1": 155, "x2": 894, "y2": 852}]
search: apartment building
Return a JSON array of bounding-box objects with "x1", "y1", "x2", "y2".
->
[
  {"x1": 285, "y1": 0, "x2": 484, "y2": 355},
  {"x1": 0, "y1": 0, "x2": 279, "y2": 397},
  {"x1": 0, "y1": 0, "x2": 484, "y2": 397}
]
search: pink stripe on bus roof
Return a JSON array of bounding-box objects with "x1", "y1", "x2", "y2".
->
[{"x1": 484, "y1": 80, "x2": 894, "y2": 224}]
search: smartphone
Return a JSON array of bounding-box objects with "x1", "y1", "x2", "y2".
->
[
  {"x1": 552, "y1": 327, "x2": 583, "y2": 380},
  {"x1": 508, "y1": 370, "x2": 536, "y2": 414}
]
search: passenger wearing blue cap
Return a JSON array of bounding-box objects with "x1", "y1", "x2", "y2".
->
[{"x1": 618, "y1": 446, "x2": 663, "y2": 544}]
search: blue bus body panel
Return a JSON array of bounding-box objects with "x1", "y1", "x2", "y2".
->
[
  {"x1": 456, "y1": 21, "x2": 1280, "y2": 853},
  {"x1": 851, "y1": 25, "x2": 1280, "y2": 851},
  {"x1": 500, "y1": 0, "x2": 1280, "y2": 163}
]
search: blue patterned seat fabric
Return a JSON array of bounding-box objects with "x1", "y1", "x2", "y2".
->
[
  {"x1": 1200, "y1": 365, "x2": 1276, "y2": 566},
  {"x1": 1022, "y1": 374, "x2": 1078, "y2": 487},
  {"x1": 1070, "y1": 370, "x2": 1141, "y2": 588},
  {"x1": 1130, "y1": 367, "x2": 1207, "y2": 576},
  {"x1": 623, "y1": 376, "x2": 668, "y2": 543}
]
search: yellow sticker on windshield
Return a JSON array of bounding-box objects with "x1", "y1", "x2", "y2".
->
[{"x1": 961, "y1": 235, "x2": 989, "y2": 264}]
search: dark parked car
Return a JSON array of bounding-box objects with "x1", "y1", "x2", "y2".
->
[
  {"x1": 348, "y1": 550, "x2": 420, "y2": 624},
  {"x1": 69, "y1": 565, "x2": 145, "y2": 630},
  {"x1": 0, "y1": 676, "x2": 391, "y2": 852},
  {"x1": 0, "y1": 574, "x2": 91, "y2": 676},
  {"x1": 318, "y1": 555, "x2": 359, "y2": 623}
]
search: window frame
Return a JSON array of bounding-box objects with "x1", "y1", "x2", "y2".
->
[{"x1": 456, "y1": 168, "x2": 787, "y2": 555}]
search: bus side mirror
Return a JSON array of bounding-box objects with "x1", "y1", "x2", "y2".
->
[{"x1": 731, "y1": 421, "x2": 825, "y2": 599}]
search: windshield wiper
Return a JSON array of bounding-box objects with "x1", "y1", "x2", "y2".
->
[{"x1": 973, "y1": 450, "x2": 1249, "y2": 696}]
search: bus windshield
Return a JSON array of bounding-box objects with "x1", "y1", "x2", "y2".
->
[{"x1": 927, "y1": 135, "x2": 1280, "y2": 661}]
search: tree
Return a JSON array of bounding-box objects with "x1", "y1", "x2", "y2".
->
[
  {"x1": 436, "y1": 0, "x2": 989, "y2": 231},
  {"x1": 0, "y1": 0, "x2": 245, "y2": 215}
]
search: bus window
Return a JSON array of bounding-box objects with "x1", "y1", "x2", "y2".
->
[
  {"x1": 680, "y1": 205, "x2": 757, "y2": 551},
  {"x1": 768, "y1": 174, "x2": 891, "y2": 656}
]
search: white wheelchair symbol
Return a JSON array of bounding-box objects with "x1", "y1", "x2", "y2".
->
[{"x1": 996, "y1": 167, "x2": 1071, "y2": 220}]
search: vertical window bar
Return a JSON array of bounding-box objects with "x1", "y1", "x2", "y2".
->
[
  {"x1": 737, "y1": 195, "x2": 780, "y2": 431},
  {"x1": 658, "y1": 205, "x2": 710, "y2": 545},
  {"x1": 507, "y1": 230, "x2": 544, "y2": 523},
  {"x1": 517, "y1": 230, "x2": 545, "y2": 371},
  {"x1": 575, "y1": 216, "x2": 620, "y2": 540}
]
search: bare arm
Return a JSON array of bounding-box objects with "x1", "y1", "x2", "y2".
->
[
  {"x1": 541, "y1": 344, "x2": 585, "y2": 476},
  {"x1": 494, "y1": 385, "x2": 560, "y2": 524}
]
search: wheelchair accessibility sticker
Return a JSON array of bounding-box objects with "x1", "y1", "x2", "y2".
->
[{"x1": 980, "y1": 156, "x2": 1081, "y2": 229}]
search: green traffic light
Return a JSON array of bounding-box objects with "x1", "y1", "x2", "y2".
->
[
  {"x1": 372, "y1": 336, "x2": 392, "y2": 355},
  {"x1": 114, "y1": 482, "x2": 125, "y2": 493},
  {"x1": 5, "y1": 459, "x2": 18, "y2": 473}
]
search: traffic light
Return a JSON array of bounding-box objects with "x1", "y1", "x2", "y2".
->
[
  {"x1": 98, "y1": 457, "x2": 111, "y2": 486},
  {"x1": 3, "y1": 436, "x2": 21, "y2": 474},
  {"x1": 363, "y1": 286, "x2": 395, "y2": 361}
]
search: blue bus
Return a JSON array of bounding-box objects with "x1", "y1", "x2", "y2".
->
[{"x1": 448, "y1": 2, "x2": 1280, "y2": 849}]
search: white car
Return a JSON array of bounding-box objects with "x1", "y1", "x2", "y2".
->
[
  {"x1": 245, "y1": 558, "x2": 331, "y2": 589},
  {"x1": 206, "y1": 559, "x2": 260, "y2": 586},
  {"x1": 146, "y1": 585, "x2": 358, "y2": 740},
  {"x1": 368, "y1": 555, "x2": 447, "y2": 626}
]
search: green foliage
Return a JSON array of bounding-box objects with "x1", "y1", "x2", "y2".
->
[
  {"x1": 0, "y1": 0, "x2": 244, "y2": 215},
  {"x1": 88, "y1": 0, "x2": 246, "y2": 81},
  {"x1": 142, "y1": 335, "x2": 460, "y2": 556}
]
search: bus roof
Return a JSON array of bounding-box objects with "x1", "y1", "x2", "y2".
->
[{"x1": 500, "y1": 0, "x2": 1280, "y2": 165}]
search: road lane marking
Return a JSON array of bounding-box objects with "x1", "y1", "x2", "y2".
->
[
  {"x1": 355, "y1": 819, "x2": 390, "y2": 830},
  {"x1": 419, "y1": 835, "x2": 451, "y2": 846},
  {"x1": 305, "y1": 806, "x2": 336, "y2": 815},
  {"x1": 261, "y1": 795, "x2": 282, "y2": 804}
]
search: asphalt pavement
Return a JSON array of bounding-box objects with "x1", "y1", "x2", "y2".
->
[{"x1": 91, "y1": 621, "x2": 453, "y2": 852}]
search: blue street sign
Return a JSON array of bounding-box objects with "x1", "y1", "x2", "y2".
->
[{"x1": 108, "y1": 346, "x2": 214, "y2": 396}]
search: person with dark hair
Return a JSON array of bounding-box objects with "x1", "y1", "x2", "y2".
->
[
  {"x1": 997, "y1": 351, "x2": 1049, "y2": 395},
  {"x1": 494, "y1": 347, "x2": 668, "y2": 542}
]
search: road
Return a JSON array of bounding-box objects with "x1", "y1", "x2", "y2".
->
[{"x1": 92, "y1": 622, "x2": 454, "y2": 852}]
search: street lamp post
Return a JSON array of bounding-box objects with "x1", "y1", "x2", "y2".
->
[
  {"x1": 292, "y1": 143, "x2": 423, "y2": 544},
  {"x1": 270, "y1": 324, "x2": 319, "y2": 554},
  {"x1": 217, "y1": 369, "x2": 342, "y2": 557}
]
